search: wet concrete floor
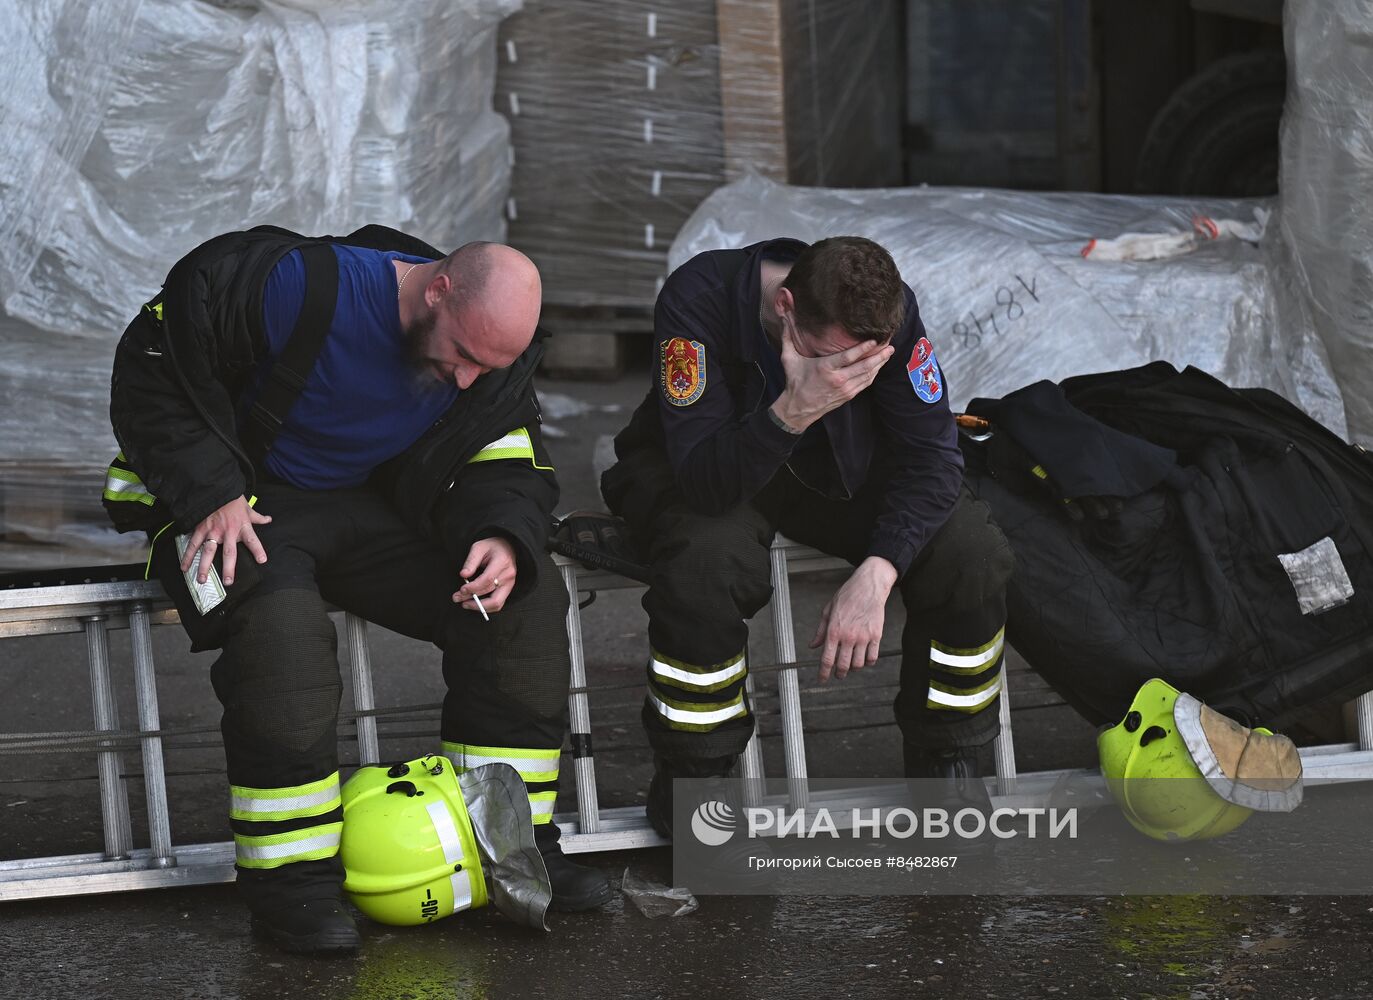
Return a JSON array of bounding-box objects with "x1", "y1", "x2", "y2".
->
[{"x1": 5, "y1": 869, "x2": 1373, "y2": 1000}]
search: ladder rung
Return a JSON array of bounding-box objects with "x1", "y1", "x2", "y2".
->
[{"x1": 5, "y1": 538, "x2": 1373, "y2": 903}]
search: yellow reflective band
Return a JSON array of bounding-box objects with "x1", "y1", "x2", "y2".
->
[
  {"x1": 234, "y1": 821, "x2": 342, "y2": 869},
  {"x1": 441, "y1": 742, "x2": 560, "y2": 784},
  {"x1": 926, "y1": 673, "x2": 1003, "y2": 713},
  {"x1": 103, "y1": 465, "x2": 156, "y2": 506},
  {"x1": 929, "y1": 628, "x2": 1005, "y2": 675},
  {"x1": 647, "y1": 687, "x2": 748, "y2": 731},
  {"x1": 143, "y1": 301, "x2": 164, "y2": 321},
  {"x1": 466, "y1": 427, "x2": 536, "y2": 464},
  {"x1": 230, "y1": 772, "x2": 341, "y2": 822},
  {"x1": 529, "y1": 791, "x2": 557, "y2": 824},
  {"x1": 649, "y1": 649, "x2": 747, "y2": 693}
]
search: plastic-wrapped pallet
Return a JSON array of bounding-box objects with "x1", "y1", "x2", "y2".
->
[
  {"x1": 494, "y1": 0, "x2": 902, "y2": 310},
  {"x1": 1275, "y1": 0, "x2": 1373, "y2": 446},
  {"x1": 670, "y1": 174, "x2": 1346, "y2": 437},
  {"x1": 0, "y1": 0, "x2": 517, "y2": 566}
]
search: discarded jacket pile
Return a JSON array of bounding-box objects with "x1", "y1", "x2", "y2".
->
[{"x1": 962, "y1": 362, "x2": 1373, "y2": 730}]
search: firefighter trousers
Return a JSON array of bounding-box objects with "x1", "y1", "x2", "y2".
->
[
  {"x1": 605, "y1": 450, "x2": 1014, "y2": 766},
  {"x1": 152, "y1": 479, "x2": 570, "y2": 893}
]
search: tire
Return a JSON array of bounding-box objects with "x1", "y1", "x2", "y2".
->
[{"x1": 1134, "y1": 50, "x2": 1286, "y2": 197}]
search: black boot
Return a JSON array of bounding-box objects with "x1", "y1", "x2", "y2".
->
[
  {"x1": 903, "y1": 743, "x2": 994, "y2": 810},
  {"x1": 238, "y1": 861, "x2": 360, "y2": 956},
  {"x1": 645, "y1": 761, "x2": 675, "y2": 839},
  {"x1": 646, "y1": 754, "x2": 781, "y2": 891},
  {"x1": 534, "y1": 823, "x2": 611, "y2": 912},
  {"x1": 250, "y1": 898, "x2": 361, "y2": 955},
  {"x1": 904, "y1": 743, "x2": 996, "y2": 854},
  {"x1": 645, "y1": 754, "x2": 738, "y2": 840}
]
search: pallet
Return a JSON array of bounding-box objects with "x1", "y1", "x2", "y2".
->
[{"x1": 538, "y1": 305, "x2": 653, "y2": 380}]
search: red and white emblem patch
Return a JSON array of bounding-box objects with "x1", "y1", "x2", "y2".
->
[{"x1": 907, "y1": 336, "x2": 943, "y2": 403}]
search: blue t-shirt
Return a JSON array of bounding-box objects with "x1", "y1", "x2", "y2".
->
[{"x1": 247, "y1": 245, "x2": 458, "y2": 490}]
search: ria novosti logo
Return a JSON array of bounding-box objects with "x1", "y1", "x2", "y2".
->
[
  {"x1": 689, "y1": 800, "x2": 1078, "y2": 844},
  {"x1": 690, "y1": 800, "x2": 738, "y2": 846}
]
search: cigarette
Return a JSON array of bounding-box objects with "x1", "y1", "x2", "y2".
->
[{"x1": 463, "y1": 578, "x2": 491, "y2": 622}]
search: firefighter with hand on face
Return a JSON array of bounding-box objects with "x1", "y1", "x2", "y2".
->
[
  {"x1": 601, "y1": 236, "x2": 1015, "y2": 835},
  {"x1": 105, "y1": 226, "x2": 609, "y2": 955}
]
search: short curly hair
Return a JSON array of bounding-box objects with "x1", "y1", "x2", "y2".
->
[{"x1": 782, "y1": 236, "x2": 905, "y2": 344}]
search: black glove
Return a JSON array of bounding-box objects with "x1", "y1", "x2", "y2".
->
[{"x1": 548, "y1": 511, "x2": 651, "y2": 583}]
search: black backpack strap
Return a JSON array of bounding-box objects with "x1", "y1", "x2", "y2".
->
[
  {"x1": 343, "y1": 224, "x2": 443, "y2": 260},
  {"x1": 242, "y1": 242, "x2": 341, "y2": 465}
]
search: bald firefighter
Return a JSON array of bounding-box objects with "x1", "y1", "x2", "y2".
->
[{"x1": 106, "y1": 226, "x2": 608, "y2": 954}]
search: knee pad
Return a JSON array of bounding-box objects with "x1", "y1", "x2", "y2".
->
[{"x1": 213, "y1": 587, "x2": 341, "y2": 757}]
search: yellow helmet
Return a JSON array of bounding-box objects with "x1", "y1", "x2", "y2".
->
[
  {"x1": 1098, "y1": 679, "x2": 1303, "y2": 842},
  {"x1": 340, "y1": 756, "x2": 488, "y2": 926}
]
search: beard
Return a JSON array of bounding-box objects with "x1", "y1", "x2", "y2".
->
[{"x1": 402, "y1": 308, "x2": 445, "y2": 389}]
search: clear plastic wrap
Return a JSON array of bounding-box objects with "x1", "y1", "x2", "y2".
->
[
  {"x1": 494, "y1": 0, "x2": 902, "y2": 309},
  {"x1": 0, "y1": 0, "x2": 516, "y2": 565},
  {"x1": 670, "y1": 174, "x2": 1345, "y2": 437},
  {"x1": 1275, "y1": 0, "x2": 1373, "y2": 445}
]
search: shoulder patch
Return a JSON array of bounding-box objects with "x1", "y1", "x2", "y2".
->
[
  {"x1": 661, "y1": 337, "x2": 706, "y2": 406},
  {"x1": 907, "y1": 336, "x2": 943, "y2": 403}
]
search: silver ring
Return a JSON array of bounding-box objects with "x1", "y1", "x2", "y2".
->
[
  {"x1": 205, "y1": 538, "x2": 219, "y2": 546},
  {"x1": 493, "y1": 578, "x2": 500, "y2": 588}
]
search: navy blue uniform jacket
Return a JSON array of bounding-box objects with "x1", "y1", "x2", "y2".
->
[{"x1": 611, "y1": 238, "x2": 964, "y2": 576}]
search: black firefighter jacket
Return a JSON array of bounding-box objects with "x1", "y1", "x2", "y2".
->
[
  {"x1": 107, "y1": 225, "x2": 558, "y2": 597},
  {"x1": 606, "y1": 239, "x2": 964, "y2": 577},
  {"x1": 962, "y1": 362, "x2": 1373, "y2": 734}
]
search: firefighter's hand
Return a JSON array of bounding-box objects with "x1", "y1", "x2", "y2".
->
[
  {"x1": 181, "y1": 496, "x2": 272, "y2": 587},
  {"x1": 810, "y1": 556, "x2": 898, "y2": 682},
  {"x1": 771, "y1": 316, "x2": 893, "y2": 432},
  {"x1": 454, "y1": 537, "x2": 516, "y2": 614}
]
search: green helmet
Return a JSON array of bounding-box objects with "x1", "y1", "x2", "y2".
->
[
  {"x1": 1098, "y1": 678, "x2": 1303, "y2": 842},
  {"x1": 341, "y1": 756, "x2": 489, "y2": 925}
]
